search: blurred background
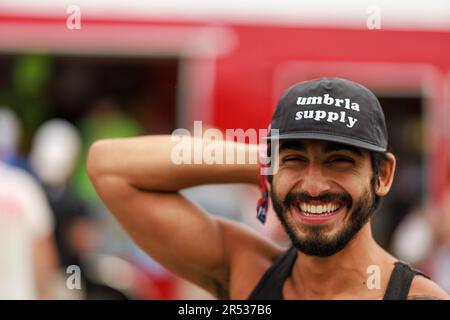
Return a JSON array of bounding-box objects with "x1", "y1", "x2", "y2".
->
[{"x1": 0, "y1": 0, "x2": 450, "y2": 299}]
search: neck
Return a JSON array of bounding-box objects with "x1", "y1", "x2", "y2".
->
[{"x1": 289, "y1": 223, "x2": 394, "y2": 299}]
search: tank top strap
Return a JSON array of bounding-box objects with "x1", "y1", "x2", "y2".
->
[
  {"x1": 248, "y1": 246, "x2": 298, "y2": 300},
  {"x1": 383, "y1": 261, "x2": 430, "y2": 300}
]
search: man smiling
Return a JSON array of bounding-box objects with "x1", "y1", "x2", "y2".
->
[
  {"x1": 87, "y1": 78, "x2": 449, "y2": 300},
  {"x1": 270, "y1": 140, "x2": 378, "y2": 257}
]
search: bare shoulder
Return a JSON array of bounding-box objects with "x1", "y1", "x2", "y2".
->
[
  {"x1": 408, "y1": 275, "x2": 450, "y2": 300},
  {"x1": 217, "y1": 217, "x2": 283, "y2": 263},
  {"x1": 216, "y1": 218, "x2": 285, "y2": 299}
]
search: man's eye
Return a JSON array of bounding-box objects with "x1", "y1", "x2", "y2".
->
[
  {"x1": 283, "y1": 157, "x2": 307, "y2": 163},
  {"x1": 329, "y1": 157, "x2": 354, "y2": 164}
]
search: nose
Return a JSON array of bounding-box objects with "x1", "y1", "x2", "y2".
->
[{"x1": 298, "y1": 163, "x2": 331, "y2": 197}]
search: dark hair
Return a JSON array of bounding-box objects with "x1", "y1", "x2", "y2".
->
[
  {"x1": 370, "y1": 151, "x2": 390, "y2": 182},
  {"x1": 370, "y1": 150, "x2": 391, "y2": 209}
]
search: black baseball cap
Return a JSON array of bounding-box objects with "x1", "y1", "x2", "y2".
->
[{"x1": 266, "y1": 78, "x2": 388, "y2": 153}]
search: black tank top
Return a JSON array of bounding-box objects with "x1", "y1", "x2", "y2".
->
[{"x1": 248, "y1": 246, "x2": 430, "y2": 300}]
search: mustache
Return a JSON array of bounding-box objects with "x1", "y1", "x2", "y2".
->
[{"x1": 283, "y1": 191, "x2": 352, "y2": 208}]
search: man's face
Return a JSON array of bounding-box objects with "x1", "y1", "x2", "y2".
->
[{"x1": 270, "y1": 139, "x2": 379, "y2": 257}]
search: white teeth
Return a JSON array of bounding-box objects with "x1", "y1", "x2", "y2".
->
[{"x1": 297, "y1": 202, "x2": 341, "y2": 215}]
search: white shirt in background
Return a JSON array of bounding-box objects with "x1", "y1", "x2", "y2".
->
[{"x1": 0, "y1": 163, "x2": 53, "y2": 299}]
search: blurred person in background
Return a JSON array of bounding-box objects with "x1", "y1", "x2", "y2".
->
[
  {"x1": 421, "y1": 170, "x2": 450, "y2": 294},
  {"x1": 0, "y1": 115, "x2": 58, "y2": 299},
  {"x1": 30, "y1": 119, "x2": 95, "y2": 268},
  {"x1": 426, "y1": 180, "x2": 450, "y2": 293},
  {"x1": 30, "y1": 119, "x2": 90, "y2": 270},
  {"x1": 391, "y1": 169, "x2": 450, "y2": 294},
  {"x1": 391, "y1": 207, "x2": 434, "y2": 272},
  {"x1": 0, "y1": 107, "x2": 31, "y2": 171},
  {"x1": 30, "y1": 119, "x2": 145, "y2": 299}
]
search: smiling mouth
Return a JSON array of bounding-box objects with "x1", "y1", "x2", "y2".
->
[{"x1": 290, "y1": 200, "x2": 345, "y2": 222}]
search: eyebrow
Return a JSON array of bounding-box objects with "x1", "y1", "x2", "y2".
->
[
  {"x1": 279, "y1": 141, "x2": 306, "y2": 153},
  {"x1": 279, "y1": 141, "x2": 363, "y2": 157},
  {"x1": 322, "y1": 142, "x2": 363, "y2": 157}
]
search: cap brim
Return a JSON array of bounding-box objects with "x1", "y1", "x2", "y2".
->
[{"x1": 264, "y1": 132, "x2": 387, "y2": 153}]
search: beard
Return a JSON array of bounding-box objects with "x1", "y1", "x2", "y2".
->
[{"x1": 270, "y1": 179, "x2": 378, "y2": 257}]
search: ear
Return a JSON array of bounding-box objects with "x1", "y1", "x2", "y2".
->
[{"x1": 375, "y1": 153, "x2": 396, "y2": 197}]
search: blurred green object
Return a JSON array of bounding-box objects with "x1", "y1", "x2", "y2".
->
[
  {"x1": 13, "y1": 55, "x2": 52, "y2": 97},
  {"x1": 9, "y1": 55, "x2": 53, "y2": 151},
  {"x1": 74, "y1": 105, "x2": 144, "y2": 203},
  {"x1": 2, "y1": 54, "x2": 53, "y2": 151}
]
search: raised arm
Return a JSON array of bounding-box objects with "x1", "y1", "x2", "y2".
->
[{"x1": 87, "y1": 135, "x2": 263, "y2": 297}]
